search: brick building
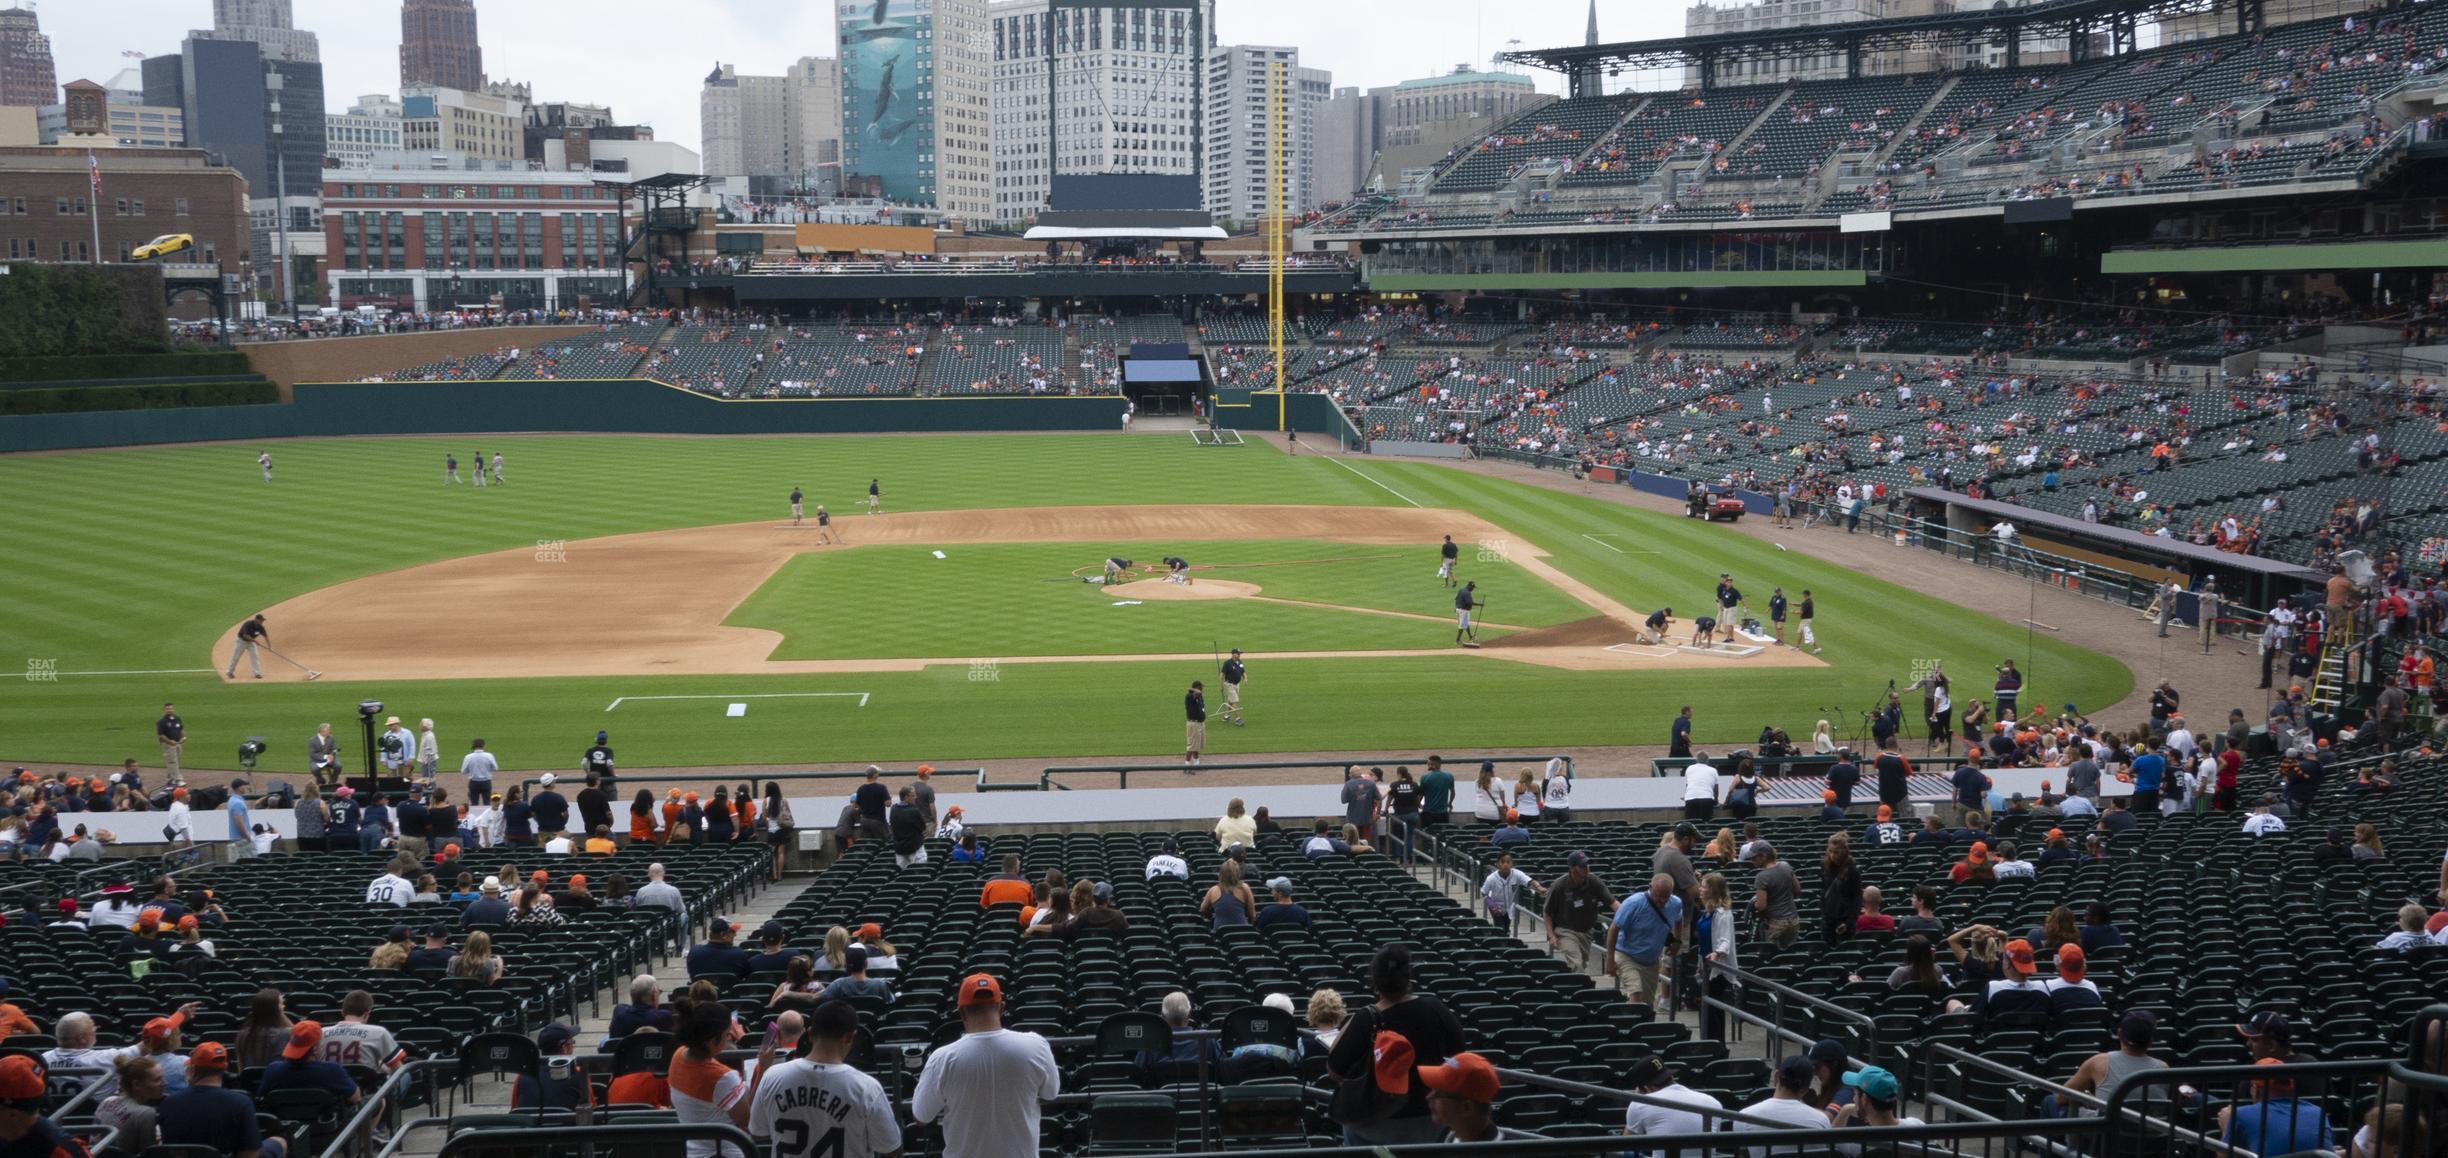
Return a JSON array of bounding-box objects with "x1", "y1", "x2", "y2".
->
[
  {"x1": 400, "y1": 0, "x2": 485, "y2": 93},
  {"x1": 321, "y1": 165, "x2": 626, "y2": 311},
  {"x1": 0, "y1": 145, "x2": 249, "y2": 267}
]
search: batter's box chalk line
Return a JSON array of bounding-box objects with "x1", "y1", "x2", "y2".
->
[
  {"x1": 1602, "y1": 644, "x2": 1678, "y2": 659},
  {"x1": 1677, "y1": 643, "x2": 1765, "y2": 657},
  {"x1": 603, "y1": 692, "x2": 871, "y2": 712}
]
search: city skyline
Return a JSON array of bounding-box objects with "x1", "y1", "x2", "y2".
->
[{"x1": 36, "y1": 0, "x2": 1670, "y2": 157}]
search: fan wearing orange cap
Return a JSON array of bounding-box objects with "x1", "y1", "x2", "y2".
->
[
  {"x1": 2045, "y1": 944, "x2": 2104, "y2": 1014},
  {"x1": 1949, "y1": 842, "x2": 1997, "y2": 885},
  {"x1": 1864, "y1": 803, "x2": 1906, "y2": 846},
  {"x1": 1420, "y1": 1052, "x2": 1503, "y2": 1143},
  {"x1": 910, "y1": 973, "x2": 1061, "y2": 1156},
  {"x1": 131, "y1": 1002, "x2": 202, "y2": 1091},
  {"x1": 1976, "y1": 939, "x2": 2053, "y2": 1023},
  {"x1": 117, "y1": 909, "x2": 172, "y2": 963},
  {"x1": 257, "y1": 1020, "x2": 362, "y2": 1106},
  {"x1": 0, "y1": 1055, "x2": 87, "y2": 1158}
]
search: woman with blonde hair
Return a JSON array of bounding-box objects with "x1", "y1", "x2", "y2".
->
[
  {"x1": 1511, "y1": 770, "x2": 1541, "y2": 822},
  {"x1": 2353, "y1": 823, "x2": 2386, "y2": 860},
  {"x1": 1471, "y1": 764, "x2": 1504, "y2": 823},
  {"x1": 1306, "y1": 988, "x2": 1348, "y2": 1049},
  {"x1": 96, "y1": 1054, "x2": 164, "y2": 1156},
  {"x1": 448, "y1": 930, "x2": 503, "y2": 984},
  {"x1": 1200, "y1": 859, "x2": 1255, "y2": 928},
  {"x1": 1812, "y1": 720, "x2": 1836, "y2": 755},
  {"x1": 1698, "y1": 872, "x2": 1738, "y2": 1037},
  {"x1": 822, "y1": 925, "x2": 852, "y2": 970},
  {"x1": 1704, "y1": 827, "x2": 1739, "y2": 863},
  {"x1": 1215, "y1": 798, "x2": 1255, "y2": 849},
  {"x1": 369, "y1": 930, "x2": 411, "y2": 971}
]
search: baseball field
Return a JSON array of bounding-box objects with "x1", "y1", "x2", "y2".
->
[{"x1": 0, "y1": 433, "x2": 2130, "y2": 774}]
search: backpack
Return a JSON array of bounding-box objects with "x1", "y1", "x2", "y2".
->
[{"x1": 1726, "y1": 777, "x2": 1758, "y2": 810}]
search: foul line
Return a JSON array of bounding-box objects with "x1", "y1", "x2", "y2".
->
[
  {"x1": 1582, "y1": 532, "x2": 1659, "y2": 555},
  {"x1": 50, "y1": 668, "x2": 217, "y2": 677},
  {"x1": 605, "y1": 692, "x2": 871, "y2": 712},
  {"x1": 1323, "y1": 456, "x2": 1422, "y2": 508}
]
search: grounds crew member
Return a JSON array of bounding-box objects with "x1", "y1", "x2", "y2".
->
[
  {"x1": 1220, "y1": 649, "x2": 1247, "y2": 726},
  {"x1": 1456, "y1": 582, "x2": 1482, "y2": 646},
  {"x1": 226, "y1": 614, "x2": 270, "y2": 679},
  {"x1": 1439, "y1": 535, "x2": 1459, "y2": 586}
]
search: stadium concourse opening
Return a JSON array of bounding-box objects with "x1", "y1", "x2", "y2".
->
[{"x1": 222, "y1": 504, "x2": 1828, "y2": 679}]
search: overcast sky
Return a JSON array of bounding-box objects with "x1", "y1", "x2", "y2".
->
[{"x1": 41, "y1": 0, "x2": 1681, "y2": 155}]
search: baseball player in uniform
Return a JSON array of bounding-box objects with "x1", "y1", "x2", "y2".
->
[
  {"x1": 867, "y1": 479, "x2": 883, "y2": 514},
  {"x1": 1184, "y1": 681, "x2": 1206, "y2": 767},
  {"x1": 472, "y1": 450, "x2": 487, "y2": 487},
  {"x1": 489, "y1": 452, "x2": 504, "y2": 485},
  {"x1": 816, "y1": 505, "x2": 836, "y2": 544},
  {"x1": 257, "y1": 451, "x2": 272, "y2": 482},
  {"x1": 1455, "y1": 582, "x2": 1482, "y2": 645},
  {"x1": 446, "y1": 454, "x2": 462, "y2": 485},
  {"x1": 790, "y1": 487, "x2": 804, "y2": 526},
  {"x1": 1438, "y1": 535, "x2": 1459, "y2": 586},
  {"x1": 1164, "y1": 556, "x2": 1191, "y2": 585},
  {"x1": 226, "y1": 613, "x2": 270, "y2": 678},
  {"x1": 1220, "y1": 649, "x2": 1246, "y2": 726},
  {"x1": 1104, "y1": 556, "x2": 1133, "y2": 585}
]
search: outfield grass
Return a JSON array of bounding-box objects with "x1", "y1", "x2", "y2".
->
[
  {"x1": 0, "y1": 434, "x2": 2131, "y2": 771},
  {"x1": 729, "y1": 540, "x2": 1594, "y2": 659}
]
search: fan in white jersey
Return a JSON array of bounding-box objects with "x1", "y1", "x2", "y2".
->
[{"x1": 750, "y1": 1005, "x2": 902, "y2": 1158}]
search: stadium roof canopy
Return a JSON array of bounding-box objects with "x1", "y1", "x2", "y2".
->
[{"x1": 1501, "y1": 0, "x2": 2251, "y2": 81}]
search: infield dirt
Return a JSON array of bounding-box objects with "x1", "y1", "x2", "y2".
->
[{"x1": 220, "y1": 505, "x2": 1829, "y2": 680}]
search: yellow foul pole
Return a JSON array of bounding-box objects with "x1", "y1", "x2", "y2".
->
[{"x1": 1268, "y1": 59, "x2": 1286, "y2": 433}]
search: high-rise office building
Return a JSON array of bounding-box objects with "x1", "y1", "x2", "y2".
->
[
  {"x1": 0, "y1": 6, "x2": 57, "y2": 108},
  {"x1": 986, "y1": 0, "x2": 1211, "y2": 222},
  {"x1": 205, "y1": 0, "x2": 321, "y2": 63},
  {"x1": 838, "y1": 0, "x2": 991, "y2": 217},
  {"x1": 786, "y1": 56, "x2": 841, "y2": 190},
  {"x1": 1203, "y1": 44, "x2": 1328, "y2": 222},
  {"x1": 700, "y1": 64, "x2": 791, "y2": 179},
  {"x1": 401, "y1": 0, "x2": 485, "y2": 92}
]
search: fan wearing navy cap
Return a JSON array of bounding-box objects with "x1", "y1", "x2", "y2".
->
[
  {"x1": 1621, "y1": 1055, "x2": 1722, "y2": 1154},
  {"x1": 686, "y1": 918, "x2": 753, "y2": 981},
  {"x1": 157, "y1": 1044, "x2": 265, "y2": 1158},
  {"x1": 1737, "y1": 1054, "x2": 1836, "y2": 1149},
  {"x1": 512, "y1": 1024, "x2": 593, "y2": 1111}
]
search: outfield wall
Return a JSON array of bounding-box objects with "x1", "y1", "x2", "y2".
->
[{"x1": 0, "y1": 378, "x2": 1128, "y2": 452}]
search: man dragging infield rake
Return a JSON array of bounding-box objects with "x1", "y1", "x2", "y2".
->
[
  {"x1": 1456, "y1": 581, "x2": 1484, "y2": 647},
  {"x1": 226, "y1": 613, "x2": 271, "y2": 679}
]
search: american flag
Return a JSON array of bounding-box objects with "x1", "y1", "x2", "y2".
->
[{"x1": 87, "y1": 151, "x2": 99, "y2": 198}]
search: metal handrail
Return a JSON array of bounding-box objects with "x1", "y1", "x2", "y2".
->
[
  {"x1": 1704, "y1": 960, "x2": 1881, "y2": 1059},
  {"x1": 1491, "y1": 1065, "x2": 1799, "y2": 1129},
  {"x1": 1041, "y1": 755, "x2": 1572, "y2": 792},
  {"x1": 438, "y1": 1123, "x2": 758, "y2": 1158}
]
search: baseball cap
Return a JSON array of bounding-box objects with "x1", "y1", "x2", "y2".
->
[
  {"x1": 334, "y1": 786, "x2": 354, "y2": 798},
  {"x1": 1566, "y1": 851, "x2": 1589, "y2": 867},
  {"x1": 1623, "y1": 1056, "x2": 1674, "y2": 1089},
  {"x1": 1503, "y1": 808, "x2": 1519, "y2": 823},
  {"x1": 283, "y1": 1020, "x2": 324, "y2": 1060},
  {"x1": 136, "y1": 908, "x2": 162, "y2": 930},
  {"x1": 1091, "y1": 881, "x2": 1114, "y2": 901},
  {"x1": 758, "y1": 920, "x2": 786, "y2": 941},
  {"x1": 1673, "y1": 822, "x2": 1700, "y2": 841},
  {"x1": 1875, "y1": 804, "x2": 1893, "y2": 820},
  {"x1": 1821, "y1": 789, "x2": 1837, "y2": 804},
  {"x1": 2239, "y1": 1010, "x2": 2293, "y2": 1042},
  {"x1": 1775, "y1": 1054, "x2": 1816, "y2": 1090},
  {"x1": 1370, "y1": 1030, "x2": 1415, "y2": 1095},
  {"x1": 1967, "y1": 842, "x2": 1991, "y2": 865},
  {"x1": 425, "y1": 923, "x2": 450, "y2": 938},
  {"x1": 186, "y1": 1041, "x2": 230, "y2": 1073},
  {"x1": 0, "y1": 1056, "x2": 45, "y2": 1102},
  {"x1": 2118, "y1": 1011, "x2": 2159, "y2": 1047},
  {"x1": 2056, "y1": 944, "x2": 2087, "y2": 981},
  {"x1": 856, "y1": 923, "x2": 884, "y2": 939},
  {"x1": 55, "y1": 899, "x2": 75, "y2": 915},
  {"x1": 845, "y1": 945, "x2": 869, "y2": 971},
  {"x1": 537, "y1": 1024, "x2": 576, "y2": 1051},
  {"x1": 141, "y1": 1011, "x2": 187, "y2": 1042},
  {"x1": 1416, "y1": 1051, "x2": 1501, "y2": 1104},
  {"x1": 1265, "y1": 876, "x2": 1294, "y2": 894},
  {"x1": 2252, "y1": 1056, "x2": 2297, "y2": 1095},
  {"x1": 1807, "y1": 1039, "x2": 1848, "y2": 1067},
  {"x1": 2427, "y1": 911, "x2": 2448, "y2": 937},
  {"x1": 567, "y1": 874, "x2": 587, "y2": 889},
  {"x1": 539, "y1": 773, "x2": 557, "y2": 787},
  {"x1": 596, "y1": 731, "x2": 608, "y2": 744},
  {"x1": 2000, "y1": 939, "x2": 2037, "y2": 975},
  {"x1": 1740, "y1": 839, "x2": 1774, "y2": 861},
  {"x1": 1842, "y1": 1066, "x2": 1901, "y2": 1102},
  {"x1": 387, "y1": 925, "x2": 411, "y2": 943},
  {"x1": 2046, "y1": 828, "x2": 2066, "y2": 842},
  {"x1": 957, "y1": 973, "x2": 1002, "y2": 1007}
]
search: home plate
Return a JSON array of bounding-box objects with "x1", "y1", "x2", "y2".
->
[
  {"x1": 726, "y1": 703, "x2": 747, "y2": 717},
  {"x1": 1678, "y1": 643, "x2": 1765, "y2": 657}
]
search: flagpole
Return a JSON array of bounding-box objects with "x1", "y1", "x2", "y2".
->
[{"x1": 86, "y1": 151, "x2": 101, "y2": 263}]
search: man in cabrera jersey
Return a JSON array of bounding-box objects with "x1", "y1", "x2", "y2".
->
[{"x1": 749, "y1": 1002, "x2": 901, "y2": 1158}]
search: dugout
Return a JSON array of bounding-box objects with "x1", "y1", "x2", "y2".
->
[{"x1": 1905, "y1": 487, "x2": 2325, "y2": 612}]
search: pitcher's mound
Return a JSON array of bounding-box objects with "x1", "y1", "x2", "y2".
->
[{"x1": 1108, "y1": 578, "x2": 1262, "y2": 602}]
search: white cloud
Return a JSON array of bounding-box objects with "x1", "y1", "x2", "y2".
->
[{"x1": 42, "y1": 0, "x2": 1680, "y2": 157}]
